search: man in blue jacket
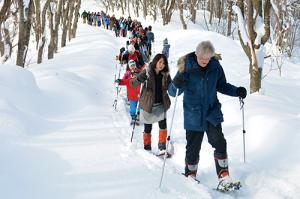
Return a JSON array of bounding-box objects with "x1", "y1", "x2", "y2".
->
[{"x1": 168, "y1": 41, "x2": 247, "y2": 187}]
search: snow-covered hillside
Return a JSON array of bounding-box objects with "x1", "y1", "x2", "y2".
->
[{"x1": 0, "y1": 1, "x2": 300, "y2": 198}]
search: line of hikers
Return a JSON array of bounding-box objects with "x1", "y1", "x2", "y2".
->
[{"x1": 108, "y1": 14, "x2": 247, "y2": 189}]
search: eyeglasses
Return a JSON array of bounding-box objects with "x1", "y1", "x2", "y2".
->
[{"x1": 198, "y1": 56, "x2": 211, "y2": 62}]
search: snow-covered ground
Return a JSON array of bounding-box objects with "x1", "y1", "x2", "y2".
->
[{"x1": 0, "y1": 2, "x2": 300, "y2": 199}]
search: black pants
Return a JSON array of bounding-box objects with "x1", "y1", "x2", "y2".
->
[
  {"x1": 144, "y1": 119, "x2": 167, "y2": 134},
  {"x1": 185, "y1": 123, "x2": 227, "y2": 165}
]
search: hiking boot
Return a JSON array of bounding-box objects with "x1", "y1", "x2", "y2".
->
[
  {"x1": 143, "y1": 133, "x2": 151, "y2": 151},
  {"x1": 158, "y1": 129, "x2": 167, "y2": 150}
]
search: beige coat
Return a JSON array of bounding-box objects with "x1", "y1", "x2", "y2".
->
[{"x1": 131, "y1": 66, "x2": 171, "y2": 113}]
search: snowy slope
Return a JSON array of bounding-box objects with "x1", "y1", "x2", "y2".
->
[{"x1": 0, "y1": 1, "x2": 300, "y2": 198}]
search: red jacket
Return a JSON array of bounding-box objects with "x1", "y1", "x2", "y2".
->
[{"x1": 119, "y1": 71, "x2": 141, "y2": 101}]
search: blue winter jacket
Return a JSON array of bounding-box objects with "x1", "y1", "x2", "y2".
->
[
  {"x1": 146, "y1": 31, "x2": 154, "y2": 44},
  {"x1": 168, "y1": 52, "x2": 238, "y2": 132}
]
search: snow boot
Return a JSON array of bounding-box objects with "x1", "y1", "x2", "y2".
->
[
  {"x1": 158, "y1": 129, "x2": 167, "y2": 150},
  {"x1": 214, "y1": 153, "x2": 229, "y2": 179},
  {"x1": 143, "y1": 133, "x2": 151, "y2": 151},
  {"x1": 157, "y1": 129, "x2": 171, "y2": 157},
  {"x1": 183, "y1": 164, "x2": 199, "y2": 182}
]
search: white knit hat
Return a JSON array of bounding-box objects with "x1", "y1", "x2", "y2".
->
[
  {"x1": 128, "y1": 60, "x2": 136, "y2": 67},
  {"x1": 128, "y1": 44, "x2": 135, "y2": 53}
]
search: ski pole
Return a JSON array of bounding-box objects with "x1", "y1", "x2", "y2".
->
[
  {"x1": 130, "y1": 83, "x2": 143, "y2": 142},
  {"x1": 239, "y1": 97, "x2": 246, "y2": 163},
  {"x1": 159, "y1": 88, "x2": 179, "y2": 189},
  {"x1": 112, "y1": 62, "x2": 122, "y2": 110}
]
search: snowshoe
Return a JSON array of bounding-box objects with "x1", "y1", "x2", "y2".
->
[
  {"x1": 216, "y1": 176, "x2": 241, "y2": 192},
  {"x1": 156, "y1": 150, "x2": 172, "y2": 158},
  {"x1": 181, "y1": 172, "x2": 200, "y2": 183}
]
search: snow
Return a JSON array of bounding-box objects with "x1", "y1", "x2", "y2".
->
[{"x1": 1, "y1": 1, "x2": 300, "y2": 199}]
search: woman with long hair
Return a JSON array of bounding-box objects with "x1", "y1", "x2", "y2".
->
[{"x1": 131, "y1": 53, "x2": 172, "y2": 156}]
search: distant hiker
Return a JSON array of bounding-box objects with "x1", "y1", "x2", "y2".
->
[
  {"x1": 96, "y1": 12, "x2": 101, "y2": 27},
  {"x1": 146, "y1": 26, "x2": 154, "y2": 57},
  {"x1": 168, "y1": 41, "x2": 247, "y2": 188},
  {"x1": 81, "y1": 10, "x2": 88, "y2": 24},
  {"x1": 162, "y1": 38, "x2": 170, "y2": 59},
  {"x1": 131, "y1": 54, "x2": 172, "y2": 156},
  {"x1": 115, "y1": 60, "x2": 141, "y2": 125},
  {"x1": 121, "y1": 44, "x2": 145, "y2": 70},
  {"x1": 137, "y1": 36, "x2": 149, "y2": 63}
]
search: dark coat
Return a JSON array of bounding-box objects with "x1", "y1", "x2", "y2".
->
[
  {"x1": 168, "y1": 52, "x2": 238, "y2": 131},
  {"x1": 131, "y1": 65, "x2": 171, "y2": 113}
]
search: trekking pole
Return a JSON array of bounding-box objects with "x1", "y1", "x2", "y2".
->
[
  {"x1": 130, "y1": 83, "x2": 143, "y2": 142},
  {"x1": 112, "y1": 62, "x2": 122, "y2": 110},
  {"x1": 239, "y1": 97, "x2": 246, "y2": 163},
  {"x1": 159, "y1": 88, "x2": 179, "y2": 189}
]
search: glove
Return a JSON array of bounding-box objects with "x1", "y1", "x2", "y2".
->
[
  {"x1": 236, "y1": 87, "x2": 247, "y2": 99},
  {"x1": 120, "y1": 47, "x2": 125, "y2": 54},
  {"x1": 137, "y1": 72, "x2": 147, "y2": 83},
  {"x1": 115, "y1": 79, "x2": 121, "y2": 84},
  {"x1": 173, "y1": 74, "x2": 185, "y2": 88}
]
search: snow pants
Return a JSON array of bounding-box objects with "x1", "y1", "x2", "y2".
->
[
  {"x1": 129, "y1": 100, "x2": 140, "y2": 119},
  {"x1": 185, "y1": 123, "x2": 227, "y2": 171}
]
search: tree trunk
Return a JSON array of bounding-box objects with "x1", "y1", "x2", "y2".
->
[
  {"x1": 48, "y1": 6, "x2": 55, "y2": 59},
  {"x1": 227, "y1": 0, "x2": 233, "y2": 36},
  {"x1": 165, "y1": 0, "x2": 176, "y2": 24},
  {"x1": 135, "y1": 0, "x2": 139, "y2": 17},
  {"x1": 0, "y1": 0, "x2": 12, "y2": 59},
  {"x1": 37, "y1": 0, "x2": 51, "y2": 64},
  {"x1": 209, "y1": 0, "x2": 214, "y2": 24},
  {"x1": 61, "y1": 0, "x2": 70, "y2": 47},
  {"x1": 178, "y1": 0, "x2": 187, "y2": 29},
  {"x1": 33, "y1": 0, "x2": 41, "y2": 49},
  {"x1": 142, "y1": 0, "x2": 147, "y2": 19},
  {"x1": 250, "y1": 64, "x2": 262, "y2": 93},
  {"x1": 48, "y1": 0, "x2": 63, "y2": 59},
  {"x1": 71, "y1": 0, "x2": 81, "y2": 39},
  {"x1": 190, "y1": 0, "x2": 198, "y2": 24},
  {"x1": 215, "y1": 0, "x2": 222, "y2": 20},
  {"x1": 0, "y1": 25, "x2": 12, "y2": 62},
  {"x1": 120, "y1": 0, "x2": 124, "y2": 15},
  {"x1": 54, "y1": 0, "x2": 63, "y2": 53},
  {"x1": 234, "y1": 0, "x2": 272, "y2": 93},
  {"x1": 16, "y1": 0, "x2": 34, "y2": 67},
  {"x1": 67, "y1": 0, "x2": 75, "y2": 42}
]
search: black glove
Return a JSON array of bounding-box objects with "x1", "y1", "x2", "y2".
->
[
  {"x1": 120, "y1": 47, "x2": 125, "y2": 54},
  {"x1": 173, "y1": 74, "x2": 185, "y2": 88},
  {"x1": 115, "y1": 79, "x2": 121, "y2": 84},
  {"x1": 236, "y1": 87, "x2": 247, "y2": 99},
  {"x1": 137, "y1": 72, "x2": 147, "y2": 83}
]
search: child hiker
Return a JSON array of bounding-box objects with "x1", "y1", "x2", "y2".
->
[{"x1": 115, "y1": 60, "x2": 141, "y2": 125}]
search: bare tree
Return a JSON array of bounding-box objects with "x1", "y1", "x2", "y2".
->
[
  {"x1": 37, "y1": 0, "x2": 51, "y2": 64},
  {"x1": 141, "y1": 0, "x2": 147, "y2": 19},
  {"x1": 61, "y1": 0, "x2": 70, "y2": 47},
  {"x1": 149, "y1": 0, "x2": 158, "y2": 21},
  {"x1": 226, "y1": 0, "x2": 233, "y2": 36},
  {"x1": 178, "y1": 0, "x2": 187, "y2": 29},
  {"x1": 70, "y1": 0, "x2": 81, "y2": 39},
  {"x1": 48, "y1": 0, "x2": 63, "y2": 59},
  {"x1": 16, "y1": 0, "x2": 34, "y2": 67},
  {"x1": 32, "y1": 0, "x2": 41, "y2": 49},
  {"x1": 233, "y1": 0, "x2": 272, "y2": 93},
  {"x1": 160, "y1": 0, "x2": 176, "y2": 25},
  {"x1": 0, "y1": 0, "x2": 12, "y2": 61},
  {"x1": 190, "y1": 0, "x2": 200, "y2": 23},
  {"x1": 67, "y1": 0, "x2": 76, "y2": 41}
]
